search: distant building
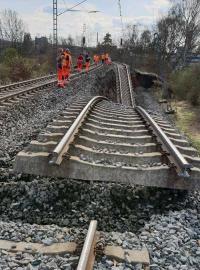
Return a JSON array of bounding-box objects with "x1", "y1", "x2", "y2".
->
[
  {"x1": 171, "y1": 47, "x2": 200, "y2": 69},
  {"x1": 186, "y1": 55, "x2": 200, "y2": 65},
  {"x1": 35, "y1": 37, "x2": 48, "y2": 54}
]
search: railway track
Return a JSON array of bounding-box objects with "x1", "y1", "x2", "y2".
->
[
  {"x1": 0, "y1": 220, "x2": 150, "y2": 269},
  {"x1": 116, "y1": 63, "x2": 135, "y2": 106},
  {"x1": 0, "y1": 64, "x2": 102, "y2": 109},
  {"x1": 0, "y1": 74, "x2": 56, "y2": 109},
  {"x1": 14, "y1": 62, "x2": 200, "y2": 190}
]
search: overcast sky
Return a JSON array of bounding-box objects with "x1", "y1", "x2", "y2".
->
[{"x1": 0, "y1": 0, "x2": 171, "y2": 45}]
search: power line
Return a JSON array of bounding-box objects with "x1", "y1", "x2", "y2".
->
[{"x1": 58, "y1": 0, "x2": 88, "y2": 16}]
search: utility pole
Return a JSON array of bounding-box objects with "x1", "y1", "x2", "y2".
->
[
  {"x1": 52, "y1": 0, "x2": 99, "y2": 68},
  {"x1": 118, "y1": 0, "x2": 124, "y2": 47},
  {"x1": 97, "y1": 32, "x2": 99, "y2": 47},
  {"x1": 82, "y1": 23, "x2": 86, "y2": 53},
  {"x1": 53, "y1": 0, "x2": 58, "y2": 70}
]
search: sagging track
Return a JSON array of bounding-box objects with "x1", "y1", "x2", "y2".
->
[{"x1": 14, "y1": 63, "x2": 200, "y2": 190}]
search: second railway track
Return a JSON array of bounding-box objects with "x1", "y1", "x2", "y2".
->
[
  {"x1": 0, "y1": 64, "x2": 102, "y2": 109},
  {"x1": 14, "y1": 62, "x2": 200, "y2": 190}
]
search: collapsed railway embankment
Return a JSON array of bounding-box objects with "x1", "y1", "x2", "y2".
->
[{"x1": 0, "y1": 64, "x2": 199, "y2": 269}]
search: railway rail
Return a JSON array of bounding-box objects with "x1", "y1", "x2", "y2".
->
[
  {"x1": 0, "y1": 220, "x2": 150, "y2": 269},
  {"x1": 77, "y1": 220, "x2": 150, "y2": 270},
  {"x1": 14, "y1": 62, "x2": 200, "y2": 190},
  {"x1": 0, "y1": 64, "x2": 101, "y2": 108}
]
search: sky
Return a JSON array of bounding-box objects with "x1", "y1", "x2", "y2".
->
[{"x1": 0, "y1": 0, "x2": 171, "y2": 45}]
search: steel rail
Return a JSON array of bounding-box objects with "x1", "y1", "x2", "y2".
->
[
  {"x1": 136, "y1": 106, "x2": 192, "y2": 177},
  {"x1": 0, "y1": 64, "x2": 103, "y2": 103},
  {"x1": 115, "y1": 63, "x2": 134, "y2": 107},
  {"x1": 124, "y1": 64, "x2": 135, "y2": 107},
  {"x1": 49, "y1": 96, "x2": 108, "y2": 165},
  {"x1": 116, "y1": 65, "x2": 123, "y2": 104},
  {"x1": 0, "y1": 79, "x2": 56, "y2": 102},
  {"x1": 77, "y1": 220, "x2": 97, "y2": 270},
  {"x1": 0, "y1": 74, "x2": 56, "y2": 92},
  {"x1": 0, "y1": 63, "x2": 101, "y2": 93}
]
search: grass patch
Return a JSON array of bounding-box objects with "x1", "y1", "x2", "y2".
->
[{"x1": 173, "y1": 101, "x2": 200, "y2": 153}]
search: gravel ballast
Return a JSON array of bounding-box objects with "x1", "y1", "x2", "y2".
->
[{"x1": 0, "y1": 66, "x2": 199, "y2": 269}]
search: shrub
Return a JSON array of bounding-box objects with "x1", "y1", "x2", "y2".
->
[
  {"x1": 3, "y1": 48, "x2": 19, "y2": 65},
  {"x1": 9, "y1": 57, "x2": 32, "y2": 81},
  {"x1": 170, "y1": 64, "x2": 200, "y2": 106},
  {"x1": 0, "y1": 64, "x2": 10, "y2": 84}
]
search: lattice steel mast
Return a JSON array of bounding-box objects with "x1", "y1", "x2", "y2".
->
[
  {"x1": 118, "y1": 0, "x2": 124, "y2": 46},
  {"x1": 53, "y1": 0, "x2": 58, "y2": 69}
]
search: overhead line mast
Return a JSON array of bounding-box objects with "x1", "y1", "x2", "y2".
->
[
  {"x1": 118, "y1": 0, "x2": 124, "y2": 46},
  {"x1": 53, "y1": 0, "x2": 99, "y2": 69},
  {"x1": 53, "y1": 0, "x2": 58, "y2": 70},
  {"x1": 53, "y1": 0, "x2": 89, "y2": 70}
]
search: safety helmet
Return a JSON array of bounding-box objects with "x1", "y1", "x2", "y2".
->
[{"x1": 65, "y1": 48, "x2": 70, "y2": 53}]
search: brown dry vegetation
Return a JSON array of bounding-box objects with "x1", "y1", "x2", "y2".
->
[{"x1": 174, "y1": 101, "x2": 200, "y2": 152}]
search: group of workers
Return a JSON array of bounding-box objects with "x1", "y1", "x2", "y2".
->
[
  {"x1": 57, "y1": 48, "x2": 111, "y2": 88},
  {"x1": 93, "y1": 53, "x2": 111, "y2": 65}
]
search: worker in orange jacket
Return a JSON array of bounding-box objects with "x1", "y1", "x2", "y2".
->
[
  {"x1": 93, "y1": 54, "x2": 97, "y2": 65},
  {"x1": 57, "y1": 48, "x2": 65, "y2": 88},
  {"x1": 101, "y1": 53, "x2": 105, "y2": 64},
  {"x1": 77, "y1": 53, "x2": 84, "y2": 72},
  {"x1": 85, "y1": 53, "x2": 91, "y2": 72},
  {"x1": 94, "y1": 54, "x2": 99, "y2": 65},
  {"x1": 63, "y1": 48, "x2": 72, "y2": 85},
  {"x1": 96, "y1": 55, "x2": 100, "y2": 65}
]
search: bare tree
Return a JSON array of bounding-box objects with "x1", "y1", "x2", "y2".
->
[
  {"x1": 155, "y1": 0, "x2": 200, "y2": 66},
  {"x1": 140, "y1": 29, "x2": 152, "y2": 52},
  {"x1": 173, "y1": 0, "x2": 200, "y2": 63},
  {"x1": 123, "y1": 24, "x2": 139, "y2": 50},
  {"x1": 155, "y1": 13, "x2": 183, "y2": 61},
  {"x1": 66, "y1": 35, "x2": 74, "y2": 47},
  {"x1": 0, "y1": 9, "x2": 25, "y2": 48}
]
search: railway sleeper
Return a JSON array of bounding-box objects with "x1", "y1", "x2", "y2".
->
[
  {"x1": 88, "y1": 114, "x2": 143, "y2": 124},
  {"x1": 80, "y1": 128, "x2": 153, "y2": 144},
  {"x1": 77, "y1": 136, "x2": 158, "y2": 153},
  {"x1": 86, "y1": 117, "x2": 146, "y2": 129},
  {"x1": 14, "y1": 150, "x2": 200, "y2": 189},
  {"x1": 175, "y1": 145, "x2": 199, "y2": 157},
  {"x1": 82, "y1": 122, "x2": 149, "y2": 136},
  {"x1": 90, "y1": 110, "x2": 140, "y2": 120},
  {"x1": 69, "y1": 144, "x2": 163, "y2": 165}
]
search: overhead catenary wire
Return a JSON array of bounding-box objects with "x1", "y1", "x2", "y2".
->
[
  {"x1": 61, "y1": 0, "x2": 99, "y2": 13},
  {"x1": 58, "y1": 0, "x2": 88, "y2": 16}
]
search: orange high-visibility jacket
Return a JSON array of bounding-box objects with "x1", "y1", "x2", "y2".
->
[
  {"x1": 101, "y1": 54, "x2": 105, "y2": 60},
  {"x1": 63, "y1": 52, "x2": 72, "y2": 68}
]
